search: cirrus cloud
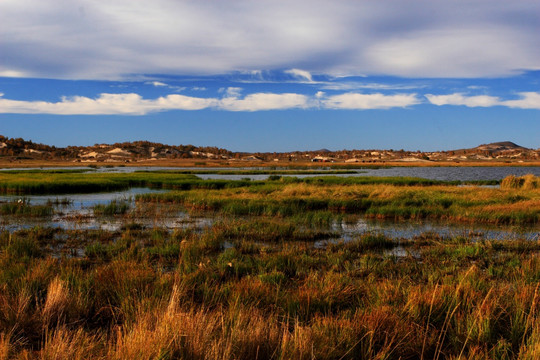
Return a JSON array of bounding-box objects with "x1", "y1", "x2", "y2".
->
[
  {"x1": 322, "y1": 93, "x2": 421, "y2": 109},
  {"x1": 284, "y1": 69, "x2": 314, "y2": 82}
]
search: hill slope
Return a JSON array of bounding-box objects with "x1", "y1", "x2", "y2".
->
[{"x1": 0, "y1": 135, "x2": 538, "y2": 163}]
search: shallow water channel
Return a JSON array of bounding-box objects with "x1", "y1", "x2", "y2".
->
[
  {"x1": 0, "y1": 188, "x2": 209, "y2": 232},
  {"x1": 1, "y1": 186, "x2": 538, "y2": 244}
]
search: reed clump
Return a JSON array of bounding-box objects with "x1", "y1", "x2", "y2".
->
[
  {"x1": 501, "y1": 174, "x2": 540, "y2": 190},
  {"x1": 93, "y1": 200, "x2": 130, "y2": 216},
  {"x1": 0, "y1": 200, "x2": 53, "y2": 217}
]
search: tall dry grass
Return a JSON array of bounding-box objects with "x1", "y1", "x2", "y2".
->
[
  {"x1": 41, "y1": 278, "x2": 70, "y2": 328},
  {"x1": 0, "y1": 333, "x2": 10, "y2": 360},
  {"x1": 40, "y1": 327, "x2": 100, "y2": 360},
  {"x1": 501, "y1": 174, "x2": 540, "y2": 190}
]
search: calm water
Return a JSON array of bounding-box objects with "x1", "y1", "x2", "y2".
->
[
  {"x1": 2, "y1": 165, "x2": 539, "y2": 181},
  {"x1": 197, "y1": 166, "x2": 540, "y2": 181},
  {"x1": 0, "y1": 187, "x2": 166, "y2": 210},
  {"x1": 0, "y1": 188, "x2": 207, "y2": 232},
  {"x1": 329, "y1": 218, "x2": 538, "y2": 242}
]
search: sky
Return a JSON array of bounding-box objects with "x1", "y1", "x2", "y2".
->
[{"x1": 0, "y1": 0, "x2": 539, "y2": 152}]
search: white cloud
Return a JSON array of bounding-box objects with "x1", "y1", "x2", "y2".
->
[
  {"x1": 0, "y1": 70, "x2": 27, "y2": 78},
  {"x1": 319, "y1": 82, "x2": 425, "y2": 91},
  {"x1": 223, "y1": 87, "x2": 243, "y2": 98},
  {"x1": 1, "y1": 90, "x2": 538, "y2": 115},
  {"x1": 147, "y1": 81, "x2": 168, "y2": 87},
  {"x1": 322, "y1": 93, "x2": 421, "y2": 110},
  {"x1": 466, "y1": 86, "x2": 487, "y2": 90},
  {"x1": 502, "y1": 92, "x2": 540, "y2": 110},
  {"x1": 219, "y1": 93, "x2": 309, "y2": 111},
  {"x1": 425, "y1": 92, "x2": 540, "y2": 109},
  {"x1": 1, "y1": 1, "x2": 539, "y2": 79},
  {"x1": 363, "y1": 27, "x2": 540, "y2": 78},
  {"x1": 284, "y1": 69, "x2": 313, "y2": 82},
  {"x1": 0, "y1": 91, "x2": 309, "y2": 114},
  {"x1": 425, "y1": 93, "x2": 501, "y2": 107},
  {"x1": 0, "y1": 93, "x2": 217, "y2": 115},
  {"x1": 145, "y1": 81, "x2": 186, "y2": 92}
]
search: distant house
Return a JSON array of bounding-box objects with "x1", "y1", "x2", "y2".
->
[
  {"x1": 311, "y1": 156, "x2": 335, "y2": 162},
  {"x1": 243, "y1": 155, "x2": 263, "y2": 161}
]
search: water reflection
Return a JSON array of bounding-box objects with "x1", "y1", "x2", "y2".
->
[
  {"x1": 0, "y1": 188, "x2": 212, "y2": 232},
  {"x1": 313, "y1": 217, "x2": 539, "y2": 248},
  {"x1": 333, "y1": 218, "x2": 539, "y2": 241}
]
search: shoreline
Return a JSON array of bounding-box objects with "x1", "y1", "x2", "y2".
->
[{"x1": 1, "y1": 159, "x2": 540, "y2": 169}]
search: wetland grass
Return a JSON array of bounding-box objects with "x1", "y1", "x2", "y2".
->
[
  {"x1": 501, "y1": 174, "x2": 540, "y2": 190},
  {"x1": 0, "y1": 171, "x2": 492, "y2": 195},
  {"x1": 92, "y1": 200, "x2": 130, "y2": 216},
  {"x1": 139, "y1": 180, "x2": 540, "y2": 225},
  {"x1": 135, "y1": 169, "x2": 360, "y2": 175},
  {"x1": 0, "y1": 199, "x2": 53, "y2": 217},
  {"x1": 0, "y1": 170, "x2": 539, "y2": 358},
  {"x1": 0, "y1": 220, "x2": 540, "y2": 358}
]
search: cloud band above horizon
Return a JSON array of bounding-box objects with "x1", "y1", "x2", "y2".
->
[
  {"x1": 1, "y1": 89, "x2": 539, "y2": 115},
  {"x1": 0, "y1": 91, "x2": 420, "y2": 114}
]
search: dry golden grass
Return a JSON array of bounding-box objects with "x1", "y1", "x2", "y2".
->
[
  {"x1": 0, "y1": 333, "x2": 10, "y2": 360},
  {"x1": 0, "y1": 288, "x2": 35, "y2": 343},
  {"x1": 480, "y1": 199, "x2": 540, "y2": 212},
  {"x1": 42, "y1": 278, "x2": 70, "y2": 328},
  {"x1": 501, "y1": 174, "x2": 540, "y2": 189},
  {"x1": 280, "y1": 183, "x2": 314, "y2": 197},
  {"x1": 110, "y1": 304, "x2": 282, "y2": 360},
  {"x1": 39, "y1": 327, "x2": 100, "y2": 360}
]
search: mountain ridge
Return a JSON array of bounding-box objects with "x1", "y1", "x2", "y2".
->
[{"x1": 0, "y1": 136, "x2": 538, "y2": 163}]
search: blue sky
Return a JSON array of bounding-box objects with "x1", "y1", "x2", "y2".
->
[{"x1": 0, "y1": 1, "x2": 539, "y2": 152}]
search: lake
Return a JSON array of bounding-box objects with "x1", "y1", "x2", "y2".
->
[{"x1": 2, "y1": 165, "x2": 539, "y2": 181}]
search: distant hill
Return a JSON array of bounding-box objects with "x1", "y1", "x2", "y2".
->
[
  {"x1": 0, "y1": 135, "x2": 538, "y2": 163},
  {"x1": 453, "y1": 141, "x2": 527, "y2": 153},
  {"x1": 475, "y1": 141, "x2": 528, "y2": 151},
  {"x1": 440, "y1": 141, "x2": 538, "y2": 161}
]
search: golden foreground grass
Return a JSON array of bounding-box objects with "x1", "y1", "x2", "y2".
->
[{"x1": 1, "y1": 223, "x2": 540, "y2": 359}]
